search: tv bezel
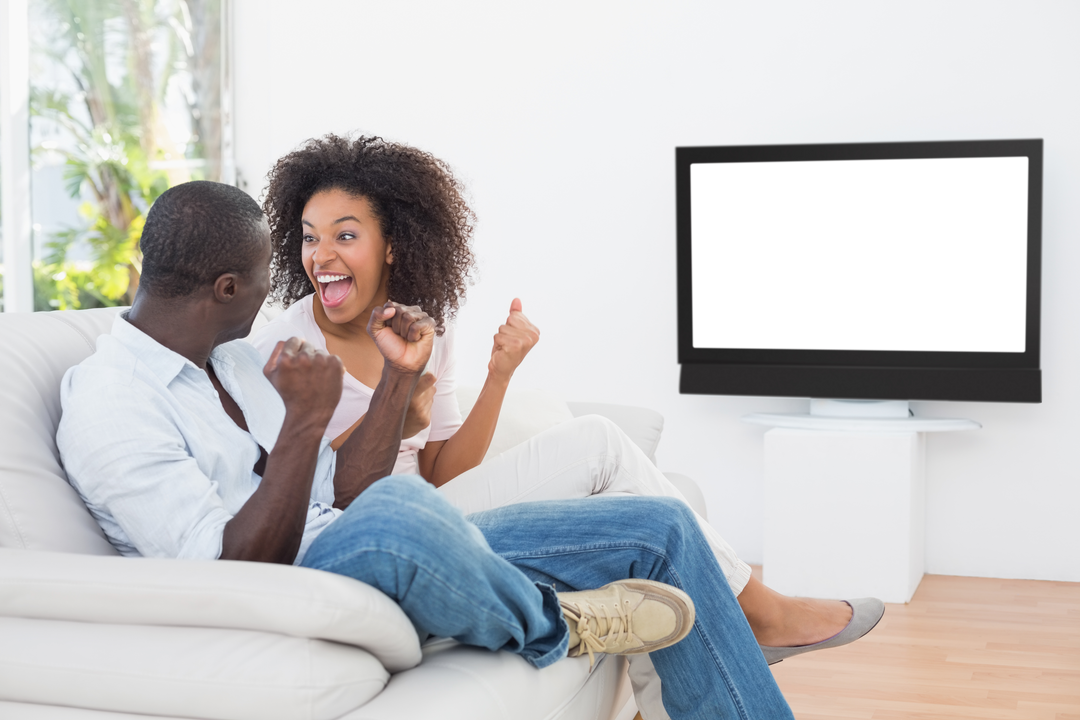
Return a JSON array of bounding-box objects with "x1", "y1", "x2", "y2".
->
[{"x1": 676, "y1": 139, "x2": 1043, "y2": 403}]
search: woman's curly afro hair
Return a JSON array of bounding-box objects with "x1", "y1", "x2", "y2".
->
[{"x1": 263, "y1": 134, "x2": 475, "y2": 333}]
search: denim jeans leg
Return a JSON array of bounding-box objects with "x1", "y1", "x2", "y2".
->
[
  {"x1": 467, "y1": 495, "x2": 794, "y2": 720},
  {"x1": 300, "y1": 475, "x2": 568, "y2": 668}
]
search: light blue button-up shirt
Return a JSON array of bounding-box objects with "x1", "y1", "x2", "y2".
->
[{"x1": 57, "y1": 314, "x2": 341, "y2": 563}]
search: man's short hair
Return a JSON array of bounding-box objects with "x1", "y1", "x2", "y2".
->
[{"x1": 138, "y1": 181, "x2": 266, "y2": 299}]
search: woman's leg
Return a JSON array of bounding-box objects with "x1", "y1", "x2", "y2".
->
[
  {"x1": 439, "y1": 414, "x2": 847, "y2": 718},
  {"x1": 439, "y1": 415, "x2": 753, "y2": 594},
  {"x1": 469, "y1": 495, "x2": 795, "y2": 720}
]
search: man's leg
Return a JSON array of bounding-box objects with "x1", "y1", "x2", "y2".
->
[
  {"x1": 300, "y1": 475, "x2": 568, "y2": 668},
  {"x1": 468, "y1": 495, "x2": 795, "y2": 720},
  {"x1": 438, "y1": 414, "x2": 792, "y2": 719}
]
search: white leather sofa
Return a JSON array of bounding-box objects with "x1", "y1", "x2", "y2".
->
[{"x1": 0, "y1": 307, "x2": 708, "y2": 720}]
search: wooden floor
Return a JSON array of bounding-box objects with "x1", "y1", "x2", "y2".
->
[{"x1": 765, "y1": 572, "x2": 1080, "y2": 720}]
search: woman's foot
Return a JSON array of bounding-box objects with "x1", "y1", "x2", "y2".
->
[
  {"x1": 755, "y1": 596, "x2": 853, "y2": 648},
  {"x1": 736, "y1": 576, "x2": 853, "y2": 648},
  {"x1": 759, "y1": 598, "x2": 885, "y2": 665}
]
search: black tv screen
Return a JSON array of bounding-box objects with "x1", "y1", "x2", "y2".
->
[{"x1": 676, "y1": 139, "x2": 1042, "y2": 403}]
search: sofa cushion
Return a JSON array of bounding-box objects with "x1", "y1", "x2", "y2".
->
[
  {"x1": 344, "y1": 640, "x2": 630, "y2": 720},
  {"x1": 0, "y1": 617, "x2": 388, "y2": 720},
  {"x1": 0, "y1": 548, "x2": 422, "y2": 673},
  {"x1": 0, "y1": 308, "x2": 125, "y2": 554}
]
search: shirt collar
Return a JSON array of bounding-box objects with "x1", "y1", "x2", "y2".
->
[{"x1": 111, "y1": 312, "x2": 200, "y2": 387}]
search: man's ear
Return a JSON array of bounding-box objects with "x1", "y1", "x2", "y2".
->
[{"x1": 213, "y1": 273, "x2": 239, "y2": 303}]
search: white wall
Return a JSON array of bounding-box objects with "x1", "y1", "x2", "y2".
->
[{"x1": 233, "y1": 0, "x2": 1080, "y2": 582}]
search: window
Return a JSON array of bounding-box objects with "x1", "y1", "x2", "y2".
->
[{"x1": 1, "y1": 0, "x2": 230, "y2": 312}]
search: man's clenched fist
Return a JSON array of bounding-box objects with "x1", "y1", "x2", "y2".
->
[
  {"x1": 368, "y1": 301, "x2": 436, "y2": 374},
  {"x1": 263, "y1": 337, "x2": 344, "y2": 432}
]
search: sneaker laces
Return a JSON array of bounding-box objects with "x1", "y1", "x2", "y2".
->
[{"x1": 561, "y1": 597, "x2": 634, "y2": 668}]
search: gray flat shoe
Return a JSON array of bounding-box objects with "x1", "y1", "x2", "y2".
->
[{"x1": 760, "y1": 597, "x2": 885, "y2": 665}]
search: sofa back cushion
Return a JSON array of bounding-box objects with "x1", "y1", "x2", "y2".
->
[
  {"x1": 455, "y1": 387, "x2": 575, "y2": 461},
  {"x1": 566, "y1": 401, "x2": 664, "y2": 465},
  {"x1": 0, "y1": 308, "x2": 125, "y2": 554},
  {"x1": 0, "y1": 305, "x2": 297, "y2": 554}
]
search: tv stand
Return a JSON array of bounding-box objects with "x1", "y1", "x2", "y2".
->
[{"x1": 743, "y1": 400, "x2": 980, "y2": 603}]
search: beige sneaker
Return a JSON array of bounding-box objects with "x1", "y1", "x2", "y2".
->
[{"x1": 558, "y1": 579, "x2": 696, "y2": 667}]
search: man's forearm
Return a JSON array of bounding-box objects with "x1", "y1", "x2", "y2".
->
[
  {"x1": 221, "y1": 417, "x2": 324, "y2": 563},
  {"x1": 333, "y1": 363, "x2": 420, "y2": 508}
]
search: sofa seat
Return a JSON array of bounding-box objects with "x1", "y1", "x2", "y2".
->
[
  {"x1": 0, "y1": 306, "x2": 704, "y2": 719},
  {"x1": 0, "y1": 652, "x2": 622, "y2": 720}
]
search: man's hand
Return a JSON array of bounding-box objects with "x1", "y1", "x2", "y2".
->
[
  {"x1": 335, "y1": 304, "x2": 435, "y2": 508},
  {"x1": 263, "y1": 337, "x2": 344, "y2": 432},
  {"x1": 368, "y1": 301, "x2": 436, "y2": 374},
  {"x1": 403, "y1": 372, "x2": 437, "y2": 438},
  {"x1": 489, "y1": 298, "x2": 540, "y2": 381}
]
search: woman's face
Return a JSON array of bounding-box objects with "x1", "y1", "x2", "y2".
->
[{"x1": 301, "y1": 189, "x2": 393, "y2": 325}]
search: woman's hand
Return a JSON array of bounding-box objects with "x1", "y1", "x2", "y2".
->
[
  {"x1": 488, "y1": 298, "x2": 540, "y2": 382},
  {"x1": 418, "y1": 299, "x2": 536, "y2": 486},
  {"x1": 403, "y1": 372, "x2": 437, "y2": 438}
]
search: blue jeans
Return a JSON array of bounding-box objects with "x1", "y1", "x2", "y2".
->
[{"x1": 301, "y1": 475, "x2": 793, "y2": 720}]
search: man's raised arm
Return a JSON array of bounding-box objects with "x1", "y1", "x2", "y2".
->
[
  {"x1": 331, "y1": 302, "x2": 436, "y2": 509},
  {"x1": 220, "y1": 338, "x2": 343, "y2": 563}
]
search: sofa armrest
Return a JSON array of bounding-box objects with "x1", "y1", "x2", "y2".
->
[
  {"x1": 566, "y1": 402, "x2": 664, "y2": 465},
  {"x1": 0, "y1": 616, "x2": 390, "y2": 720},
  {"x1": 663, "y1": 472, "x2": 708, "y2": 520},
  {"x1": 0, "y1": 548, "x2": 421, "y2": 673}
]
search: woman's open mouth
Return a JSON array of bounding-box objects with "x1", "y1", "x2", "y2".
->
[{"x1": 315, "y1": 273, "x2": 354, "y2": 309}]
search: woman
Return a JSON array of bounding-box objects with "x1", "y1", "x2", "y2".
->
[
  {"x1": 251, "y1": 134, "x2": 881, "y2": 714},
  {"x1": 251, "y1": 135, "x2": 532, "y2": 482}
]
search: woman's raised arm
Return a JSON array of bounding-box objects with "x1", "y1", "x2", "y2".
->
[{"x1": 418, "y1": 299, "x2": 539, "y2": 486}]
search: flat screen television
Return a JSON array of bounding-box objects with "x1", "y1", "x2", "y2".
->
[{"x1": 676, "y1": 139, "x2": 1042, "y2": 403}]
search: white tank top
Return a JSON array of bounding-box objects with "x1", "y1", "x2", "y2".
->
[{"x1": 249, "y1": 295, "x2": 463, "y2": 475}]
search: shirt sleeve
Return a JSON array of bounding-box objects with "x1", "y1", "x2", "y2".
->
[
  {"x1": 296, "y1": 500, "x2": 342, "y2": 564},
  {"x1": 295, "y1": 436, "x2": 343, "y2": 564},
  {"x1": 58, "y1": 368, "x2": 232, "y2": 561},
  {"x1": 427, "y1": 326, "x2": 464, "y2": 442},
  {"x1": 310, "y1": 436, "x2": 338, "y2": 507}
]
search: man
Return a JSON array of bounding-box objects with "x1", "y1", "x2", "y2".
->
[{"x1": 57, "y1": 181, "x2": 796, "y2": 719}]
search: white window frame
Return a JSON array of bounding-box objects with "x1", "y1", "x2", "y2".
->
[{"x1": 1, "y1": 0, "x2": 33, "y2": 313}]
